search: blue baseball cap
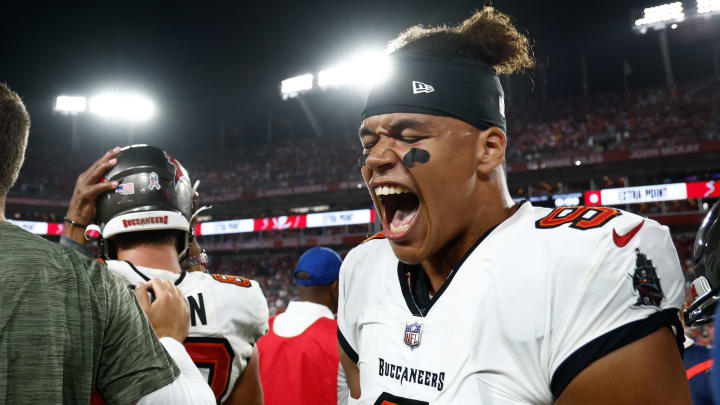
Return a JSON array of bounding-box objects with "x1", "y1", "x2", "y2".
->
[{"x1": 294, "y1": 246, "x2": 342, "y2": 286}]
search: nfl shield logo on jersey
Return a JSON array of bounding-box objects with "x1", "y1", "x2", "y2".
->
[{"x1": 404, "y1": 321, "x2": 423, "y2": 350}]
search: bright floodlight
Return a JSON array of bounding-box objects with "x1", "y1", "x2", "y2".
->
[
  {"x1": 698, "y1": 0, "x2": 720, "y2": 14},
  {"x1": 318, "y1": 66, "x2": 347, "y2": 88},
  {"x1": 318, "y1": 50, "x2": 392, "y2": 90},
  {"x1": 55, "y1": 96, "x2": 87, "y2": 115},
  {"x1": 89, "y1": 93, "x2": 155, "y2": 122},
  {"x1": 634, "y1": 2, "x2": 684, "y2": 28},
  {"x1": 280, "y1": 74, "x2": 314, "y2": 99}
]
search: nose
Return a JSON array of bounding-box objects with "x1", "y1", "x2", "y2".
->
[{"x1": 365, "y1": 137, "x2": 400, "y2": 173}]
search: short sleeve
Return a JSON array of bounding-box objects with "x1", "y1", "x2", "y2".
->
[
  {"x1": 548, "y1": 219, "x2": 685, "y2": 399},
  {"x1": 337, "y1": 247, "x2": 361, "y2": 364},
  {"x1": 250, "y1": 282, "x2": 270, "y2": 342},
  {"x1": 226, "y1": 280, "x2": 269, "y2": 375},
  {"x1": 94, "y1": 260, "x2": 180, "y2": 404}
]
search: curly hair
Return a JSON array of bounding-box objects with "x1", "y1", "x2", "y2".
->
[
  {"x1": 388, "y1": 7, "x2": 534, "y2": 75},
  {"x1": 0, "y1": 83, "x2": 30, "y2": 196}
]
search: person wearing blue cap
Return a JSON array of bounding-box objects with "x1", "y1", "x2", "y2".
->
[{"x1": 257, "y1": 246, "x2": 348, "y2": 405}]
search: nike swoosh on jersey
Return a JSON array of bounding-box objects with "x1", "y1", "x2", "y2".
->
[{"x1": 612, "y1": 220, "x2": 645, "y2": 247}]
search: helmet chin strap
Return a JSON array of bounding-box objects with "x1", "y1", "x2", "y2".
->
[
  {"x1": 179, "y1": 203, "x2": 212, "y2": 260},
  {"x1": 190, "y1": 205, "x2": 212, "y2": 224},
  {"x1": 178, "y1": 233, "x2": 191, "y2": 261}
]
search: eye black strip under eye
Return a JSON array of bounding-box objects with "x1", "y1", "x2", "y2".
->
[{"x1": 402, "y1": 148, "x2": 430, "y2": 167}]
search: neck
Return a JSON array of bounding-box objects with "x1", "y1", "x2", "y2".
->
[
  {"x1": 0, "y1": 195, "x2": 5, "y2": 221},
  {"x1": 117, "y1": 244, "x2": 183, "y2": 274},
  {"x1": 421, "y1": 175, "x2": 517, "y2": 292},
  {"x1": 299, "y1": 287, "x2": 335, "y2": 313}
]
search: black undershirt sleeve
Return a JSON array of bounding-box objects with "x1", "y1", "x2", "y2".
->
[
  {"x1": 550, "y1": 308, "x2": 684, "y2": 399},
  {"x1": 59, "y1": 235, "x2": 95, "y2": 258},
  {"x1": 338, "y1": 328, "x2": 359, "y2": 364}
]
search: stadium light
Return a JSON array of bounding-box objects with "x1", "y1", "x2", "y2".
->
[
  {"x1": 88, "y1": 92, "x2": 155, "y2": 122},
  {"x1": 280, "y1": 74, "x2": 314, "y2": 99},
  {"x1": 317, "y1": 66, "x2": 347, "y2": 88},
  {"x1": 54, "y1": 96, "x2": 87, "y2": 115},
  {"x1": 318, "y1": 50, "x2": 392, "y2": 90},
  {"x1": 698, "y1": 0, "x2": 720, "y2": 14},
  {"x1": 634, "y1": 2, "x2": 685, "y2": 29}
]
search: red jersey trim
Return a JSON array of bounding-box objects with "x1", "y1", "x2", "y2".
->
[
  {"x1": 363, "y1": 231, "x2": 385, "y2": 243},
  {"x1": 686, "y1": 359, "x2": 713, "y2": 379}
]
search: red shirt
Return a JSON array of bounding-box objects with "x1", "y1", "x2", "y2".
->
[{"x1": 258, "y1": 307, "x2": 339, "y2": 405}]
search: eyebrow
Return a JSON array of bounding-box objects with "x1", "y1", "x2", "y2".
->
[
  {"x1": 359, "y1": 126, "x2": 374, "y2": 137},
  {"x1": 358, "y1": 117, "x2": 430, "y2": 137}
]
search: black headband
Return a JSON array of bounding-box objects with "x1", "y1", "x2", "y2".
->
[{"x1": 362, "y1": 53, "x2": 506, "y2": 134}]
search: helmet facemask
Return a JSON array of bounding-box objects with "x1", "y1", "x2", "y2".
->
[{"x1": 684, "y1": 201, "x2": 720, "y2": 326}]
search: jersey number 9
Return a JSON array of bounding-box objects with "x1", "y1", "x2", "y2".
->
[{"x1": 184, "y1": 336, "x2": 235, "y2": 401}]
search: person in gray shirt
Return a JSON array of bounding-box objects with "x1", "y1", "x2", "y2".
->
[{"x1": 0, "y1": 82, "x2": 215, "y2": 404}]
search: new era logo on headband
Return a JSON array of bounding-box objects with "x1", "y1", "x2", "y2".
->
[{"x1": 412, "y1": 81, "x2": 435, "y2": 94}]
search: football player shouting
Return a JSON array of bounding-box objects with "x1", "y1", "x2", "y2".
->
[
  {"x1": 338, "y1": 8, "x2": 690, "y2": 405},
  {"x1": 61, "y1": 145, "x2": 268, "y2": 405}
]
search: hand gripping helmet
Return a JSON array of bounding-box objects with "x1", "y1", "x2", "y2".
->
[
  {"x1": 683, "y1": 200, "x2": 720, "y2": 326},
  {"x1": 95, "y1": 145, "x2": 194, "y2": 260}
]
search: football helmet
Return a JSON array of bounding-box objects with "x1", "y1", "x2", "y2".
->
[
  {"x1": 95, "y1": 144, "x2": 194, "y2": 260},
  {"x1": 684, "y1": 200, "x2": 720, "y2": 326}
]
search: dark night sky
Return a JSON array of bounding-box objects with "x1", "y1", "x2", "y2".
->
[{"x1": 1, "y1": 0, "x2": 718, "y2": 154}]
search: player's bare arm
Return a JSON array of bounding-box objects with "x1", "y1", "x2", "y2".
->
[
  {"x1": 557, "y1": 328, "x2": 691, "y2": 405},
  {"x1": 224, "y1": 346, "x2": 262, "y2": 405},
  {"x1": 339, "y1": 344, "x2": 360, "y2": 399},
  {"x1": 63, "y1": 146, "x2": 122, "y2": 244}
]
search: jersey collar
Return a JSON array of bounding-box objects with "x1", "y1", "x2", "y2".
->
[
  {"x1": 396, "y1": 200, "x2": 529, "y2": 317},
  {"x1": 125, "y1": 260, "x2": 187, "y2": 286}
]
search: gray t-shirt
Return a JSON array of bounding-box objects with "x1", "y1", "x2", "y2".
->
[{"x1": 0, "y1": 221, "x2": 179, "y2": 404}]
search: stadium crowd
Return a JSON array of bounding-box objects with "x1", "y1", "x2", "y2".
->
[
  {"x1": 9, "y1": 79, "x2": 719, "y2": 202},
  {"x1": 506, "y1": 78, "x2": 719, "y2": 162},
  {"x1": 208, "y1": 249, "x2": 349, "y2": 316}
]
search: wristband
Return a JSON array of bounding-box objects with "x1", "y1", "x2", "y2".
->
[
  {"x1": 63, "y1": 217, "x2": 89, "y2": 229},
  {"x1": 181, "y1": 249, "x2": 209, "y2": 269}
]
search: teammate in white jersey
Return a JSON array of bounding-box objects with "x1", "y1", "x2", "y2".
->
[
  {"x1": 339, "y1": 8, "x2": 690, "y2": 405},
  {"x1": 61, "y1": 145, "x2": 269, "y2": 405},
  {"x1": 105, "y1": 259, "x2": 268, "y2": 404}
]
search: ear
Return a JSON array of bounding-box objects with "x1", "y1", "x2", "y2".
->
[{"x1": 475, "y1": 127, "x2": 507, "y2": 174}]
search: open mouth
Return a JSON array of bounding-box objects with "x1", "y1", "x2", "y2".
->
[{"x1": 375, "y1": 185, "x2": 420, "y2": 238}]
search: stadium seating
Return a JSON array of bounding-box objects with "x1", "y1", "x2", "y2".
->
[{"x1": 10, "y1": 78, "x2": 718, "y2": 203}]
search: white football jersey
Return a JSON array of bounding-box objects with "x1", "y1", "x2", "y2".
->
[
  {"x1": 338, "y1": 202, "x2": 685, "y2": 404},
  {"x1": 106, "y1": 260, "x2": 269, "y2": 404}
]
